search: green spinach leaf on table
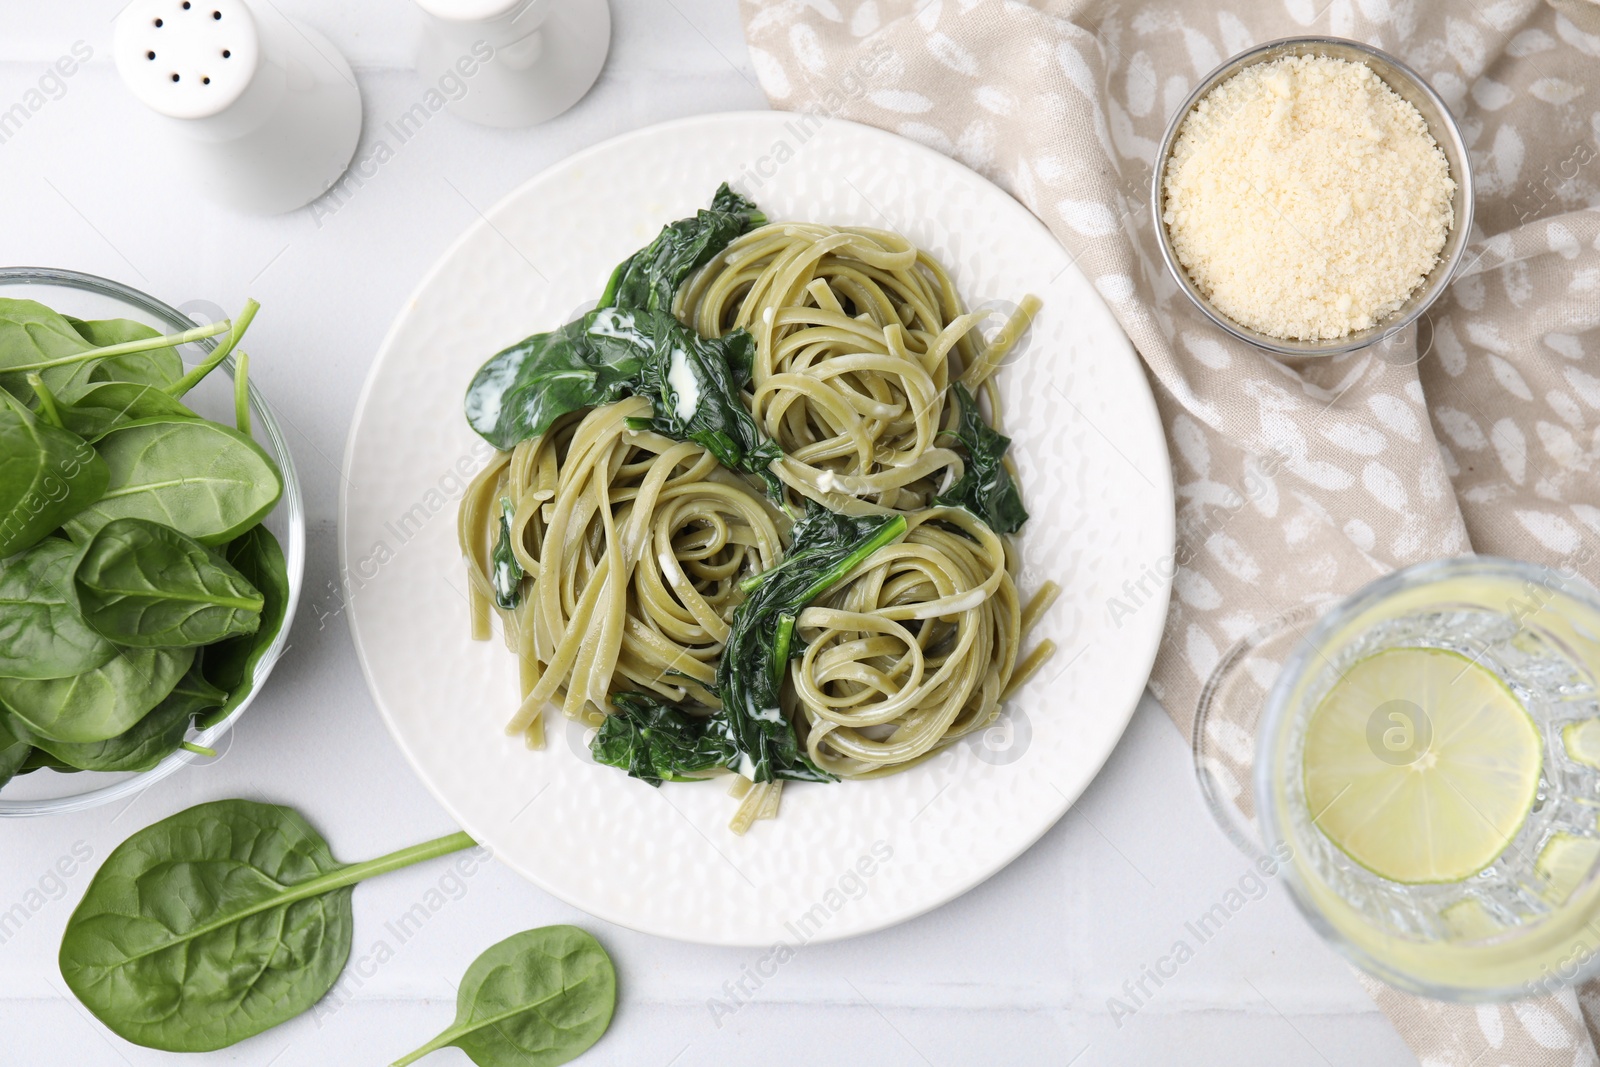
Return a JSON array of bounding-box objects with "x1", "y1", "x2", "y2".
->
[
  {"x1": 64, "y1": 416, "x2": 283, "y2": 545},
  {"x1": 591, "y1": 691, "x2": 739, "y2": 785},
  {"x1": 59, "y1": 799, "x2": 476, "y2": 1053},
  {"x1": 0, "y1": 644, "x2": 193, "y2": 744},
  {"x1": 0, "y1": 390, "x2": 108, "y2": 558},
  {"x1": 934, "y1": 381, "x2": 1029, "y2": 535},
  {"x1": 11, "y1": 665, "x2": 225, "y2": 773},
  {"x1": 197, "y1": 523, "x2": 289, "y2": 729},
  {"x1": 0, "y1": 539, "x2": 118, "y2": 679},
  {"x1": 392, "y1": 926, "x2": 615, "y2": 1067},
  {"x1": 74, "y1": 517, "x2": 263, "y2": 648}
]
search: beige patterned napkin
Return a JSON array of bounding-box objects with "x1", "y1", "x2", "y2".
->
[{"x1": 739, "y1": 0, "x2": 1600, "y2": 1061}]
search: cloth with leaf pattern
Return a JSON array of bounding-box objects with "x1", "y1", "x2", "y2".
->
[{"x1": 739, "y1": 0, "x2": 1600, "y2": 1062}]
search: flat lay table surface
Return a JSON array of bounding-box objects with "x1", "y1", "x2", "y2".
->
[{"x1": 0, "y1": 2, "x2": 1421, "y2": 1064}]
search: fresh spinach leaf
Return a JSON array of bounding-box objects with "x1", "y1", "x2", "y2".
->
[
  {"x1": 0, "y1": 298, "x2": 96, "y2": 398},
  {"x1": 934, "y1": 381, "x2": 1029, "y2": 535},
  {"x1": 598, "y1": 182, "x2": 764, "y2": 313},
  {"x1": 60, "y1": 800, "x2": 476, "y2": 1052},
  {"x1": 19, "y1": 747, "x2": 74, "y2": 773},
  {"x1": 0, "y1": 300, "x2": 227, "y2": 403},
  {"x1": 0, "y1": 714, "x2": 31, "y2": 790},
  {"x1": 0, "y1": 390, "x2": 108, "y2": 558},
  {"x1": 197, "y1": 524, "x2": 289, "y2": 729},
  {"x1": 64, "y1": 417, "x2": 283, "y2": 545},
  {"x1": 0, "y1": 645, "x2": 192, "y2": 744},
  {"x1": 628, "y1": 313, "x2": 783, "y2": 493},
  {"x1": 591, "y1": 692, "x2": 739, "y2": 785},
  {"x1": 391, "y1": 926, "x2": 616, "y2": 1067},
  {"x1": 63, "y1": 316, "x2": 184, "y2": 394},
  {"x1": 464, "y1": 186, "x2": 767, "y2": 452},
  {"x1": 74, "y1": 517, "x2": 263, "y2": 648},
  {"x1": 13, "y1": 666, "x2": 225, "y2": 773},
  {"x1": 0, "y1": 539, "x2": 117, "y2": 679},
  {"x1": 491, "y1": 497, "x2": 524, "y2": 610},
  {"x1": 56, "y1": 381, "x2": 199, "y2": 441}
]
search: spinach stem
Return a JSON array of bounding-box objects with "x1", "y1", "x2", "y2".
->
[
  {"x1": 234, "y1": 350, "x2": 252, "y2": 437},
  {"x1": 800, "y1": 513, "x2": 907, "y2": 603},
  {"x1": 7, "y1": 319, "x2": 231, "y2": 373},
  {"x1": 164, "y1": 299, "x2": 260, "y2": 398},
  {"x1": 25, "y1": 373, "x2": 64, "y2": 429},
  {"x1": 180, "y1": 742, "x2": 216, "y2": 758},
  {"x1": 390, "y1": 985, "x2": 574, "y2": 1067},
  {"x1": 772, "y1": 612, "x2": 795, "y2": 689},
  {"x1": 114, "y1": 829, "x2": 477, "y2": 965}
]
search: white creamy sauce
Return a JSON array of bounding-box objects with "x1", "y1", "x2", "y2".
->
[
  {"x1": 816, "y1": 469, "x2": 839, "y2": 493},
  {"x1": 667, "y1": 347, "x2": 700, "y2": 420},
  {"x1": 586, "y1": 307, "x2": 647, "y2": 344}
]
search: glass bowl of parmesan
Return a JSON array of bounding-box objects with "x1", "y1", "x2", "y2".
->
[{"x1": 1152, "y1": 37, "x2": 1474, "y2": 357}]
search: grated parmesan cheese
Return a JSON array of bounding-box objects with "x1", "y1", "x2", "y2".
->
[{"x1": 1162, "y1": 54, "x2": 1455, "y2": 342}]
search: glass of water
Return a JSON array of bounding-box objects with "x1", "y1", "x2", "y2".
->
[{"x1": 1197, "y1": 556, "x2": 1600, "y2": 999}]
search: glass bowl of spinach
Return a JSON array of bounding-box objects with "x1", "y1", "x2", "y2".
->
[{"x1": 0, "y1": 268, "x2": 304, "y2": 816}]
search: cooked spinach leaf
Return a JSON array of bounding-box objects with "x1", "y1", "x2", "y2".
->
[
  {"x1": 934, "y1": 381, "x2": 1029, "y2": 535},
  {"x1": 720, "y1": 505, "x2": 907, "y2": 783},
  {"x1": 628, "y1": 314, "x2": 783, "y2": 493},
  {"x1": 73, "y1": 517, "x2": 263, "y2": 648},
  {"x1": 0, "y1": 390, "x2": 109, "y2": 558},
  {"x1": 0, "y1": 539, "x2": 118, "y2": 680},
  {"x1": 197, "y1": 524, "x2": 290, "y2": 729},
  {"x1": 391, "y1": 926, "x2": 616, "y2": 1067},
  {"x1": 491, "y1": 496, "x2": 524, "y2": 610},
  {"x1": 64, "y1": 416, "x2": 283, "y2": 545},
  {"x1": 13, "y1": 666, "x2": 225, "y2": 773},
  {"x1": 59, "y1": 799, "x2": 477, "y2": 1052},
  {"x1": 591, "y1": 692, "x2": 739, "y2": 785},
  {"x1": 593, "y1": 506, "x2": 908, "y2": 786},
  {"x1": 464, "y1": 186, "x2": 769, "y2": 455},
  {"x1": 599, "y1": 182, "x2": 764, "y2": 313},
  {"x1": 463, "y1": 309, "x2": 652, "y2": 451},
  {"x1": 0, "y1": 644, "x2": 192, "y2": 744}
]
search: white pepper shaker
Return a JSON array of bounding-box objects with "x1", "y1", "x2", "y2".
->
[
  {"x1": 112, "y1": 0, "x2": 362, "y2": 215},
  {"x1": 413, "y1": 0, "x2": 611, "y2": 128}
]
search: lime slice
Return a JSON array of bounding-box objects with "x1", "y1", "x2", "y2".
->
[
  {"x1": 1302, "y1": 647, "x2": 1542, "y2": 884},
  {"x1": 1533, "y1": 833, "x2": 1600, "y2": 904},
  {"x1": 1563, "y1": 718, "x2": 1600, "y2": 769}
]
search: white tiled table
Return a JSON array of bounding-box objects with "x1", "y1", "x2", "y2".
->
[{"x1": 0, "y1": 3, "x2": 1417, "y2": 1063}]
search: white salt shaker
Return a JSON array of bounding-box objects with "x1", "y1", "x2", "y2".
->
[
  {"x1": 112, "y1": 0, "x2": 362, "y2": 215},
  {"x1": 413, "y1": 0, "x2": 611, "y2": 128}
]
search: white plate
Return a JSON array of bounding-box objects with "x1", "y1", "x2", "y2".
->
[{"x1": 342, "y1": 112, "x2": 1173, "y2": 946}]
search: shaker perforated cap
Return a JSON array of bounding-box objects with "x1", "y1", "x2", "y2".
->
[{"x1": 113, "y1": 0, "x2": 261, "y2": 120}]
